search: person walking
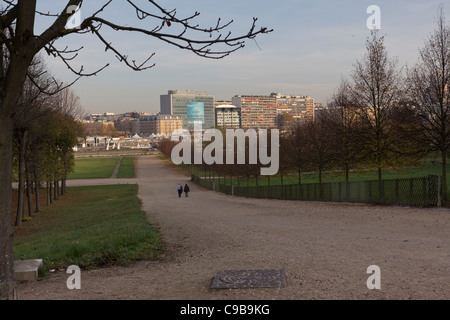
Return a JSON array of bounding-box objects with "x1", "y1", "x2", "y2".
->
[
  {"x1": 184, "y1": 184, "x2": 190, "y2": 197},
  {"x1": 177, "y1": 184, "x2": 183, "y2": 198}
]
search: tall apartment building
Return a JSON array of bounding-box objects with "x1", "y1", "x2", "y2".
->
[
  {"x1": 215, "y1": 104, "x2": 241, "y2": 128},
  {"x1": 272, "y1": 93, "x2": 315, "y2": 123},
  {"x1": 160, "y1": 90, "x2": 215, "y2": 129},
  {"x1": 231, "y1": 95, "x2": 278, "y2": 129}
]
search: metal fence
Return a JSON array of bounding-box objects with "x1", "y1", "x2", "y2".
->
[{"x1": 192, "y1": 175, "x2": 442, "y2": 207}]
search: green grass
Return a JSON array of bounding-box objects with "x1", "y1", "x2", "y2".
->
[
  {"x1": 14, "y1": 185, "x2": 163, "y2": 272},
  {"x1": 117, "y1": 156, "x2": 136, "y2": 178},
  {"x1": 68, "y1": 157, "x2": 120, "y2": 179}
]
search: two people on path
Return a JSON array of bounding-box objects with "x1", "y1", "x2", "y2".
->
[{"x1": 178, "y1": 183, "x2": 190, "y2": 198}]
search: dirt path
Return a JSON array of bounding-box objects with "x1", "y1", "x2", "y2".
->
[
  {"x1": 17, "y1": 155, "x2": 450, "y2": 300},
  {"x1": 110, "y1": 156, "x2": 124, "y2": 179}
]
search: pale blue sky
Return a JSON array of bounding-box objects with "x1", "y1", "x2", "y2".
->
[{"x1": 36, "y1": 0, "x2": 450, "y2": 114}]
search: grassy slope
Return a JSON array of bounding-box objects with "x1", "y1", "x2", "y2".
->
[{"x1": 14, "y1": 185, "x2": 163, "y2": 272}]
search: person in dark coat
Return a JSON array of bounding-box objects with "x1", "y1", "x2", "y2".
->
[
  {"x1": 177, "y1": 184, "x2": 183, "y2": 198},
  {"x1": 184, "y1": 184, "x2": 190, "y2": 197}
]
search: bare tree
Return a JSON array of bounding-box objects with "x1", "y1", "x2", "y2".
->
[
  {"x1": 282, "y1": 122, "x2": 307, "y2": 185},
  {"x1": 407, "y1": 7, "x2": 450, "y2": 201},
  {"x1": 325, "y1": 80, "x2": 363, "y2": 182},
  {"x1": 348, "y1": 31, "x2": 405, "y2": 181},
  {"x1": 0, "y1": 1, "x2": 271, "y2": 299},
  {"x1": 13, "y1": 57, "x2": 57, "y2": 226},
  {"x1": 302, "y1": 117, "x2": 333, "y2": 185}
]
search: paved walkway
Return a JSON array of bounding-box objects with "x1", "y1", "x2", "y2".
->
[{"x1": 17, "y1": 155, "x2": 450, "y2": 300}]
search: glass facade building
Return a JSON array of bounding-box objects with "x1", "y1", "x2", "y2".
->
[{"x1": 160, "y1": 90, "x2": 215, "y2": 130}]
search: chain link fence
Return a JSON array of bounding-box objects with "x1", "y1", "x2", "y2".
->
[{"x1": 192, "y1": 175, "x2": 442, "y2": 207}]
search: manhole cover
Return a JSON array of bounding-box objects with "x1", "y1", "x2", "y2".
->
[{"x1": 211, "y1": 269, "x2": 287, "y2": 289}]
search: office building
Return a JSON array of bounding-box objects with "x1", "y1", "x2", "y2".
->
[
  {"x1": 160, "y1": 90, "x2": 215, "y2": 129},
  {"x1": 215, "y1": 104, "x2": 241, "y2": 128}
]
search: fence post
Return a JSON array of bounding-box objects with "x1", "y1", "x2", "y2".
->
[
  {"x1": 358, "y1": 181, "x2": 362, "y2": 202},
  {"x1": 347, "y1": 181, "x2": 351, "y2": 202},
  {"x1": 299, "y1": 184, "x2": 303, "y2": 200},
  {"x1": 395, "y1": 179, "x2": 399, "y2": 204},
  {"x1": 409, "y1": 178, "x2": 414, "y2": 205},
  {"x1": 422, "y1": 177, "x2": 427, "y2": 207},
  {"x1": 437, "y1": 175, "x2": 442, "y2": 207}
]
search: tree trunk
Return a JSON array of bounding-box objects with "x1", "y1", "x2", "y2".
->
[
  {"x1": 442, "y1": 150, "x2": 447, "y2": 202},
  {"x1": 26, "y1": 166, "x2": 33, "y2": 217},
  {"x1": 54, "y1": 180, "x2": 58, "y2": 200},
  {"x1": 319, "y1": 167, "x2": 322, "y2": 184},
  {"x1": 62, "y1": 176, "x2": 67, "y2": 196},
  {"x1": 15, "y1": 130, "x2": 27, "y2": 226},
  {"x1": 34, "y1": 169, "x2": 40, "y2": 212},
  {"x1": 49, "y1": 182, "x2": 53, "y2": 204},
  {"x1": 0, "y1": 114, "x2": 17, "y2": 299},
  {"x1": 26, "y1": 172, "x2": 34, "y2": 217}
]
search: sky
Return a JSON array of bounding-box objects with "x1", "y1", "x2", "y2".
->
[{"x1": 35, "y1": 0, "x2": 450, "y2": 115}]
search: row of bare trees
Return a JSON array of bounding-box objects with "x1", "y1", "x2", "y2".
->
[
  {"x1": 12, "y1": 58, "x2": 84, "y2": 226},
  {"x1": 160, "y1": 12, "x2": 450, "y2": 204}
]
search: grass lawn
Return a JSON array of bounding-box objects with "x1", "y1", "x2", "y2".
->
[
  {"x1": 117, "y1": 156, "x2": 136, "y2": 178},
  {"x1": 14, "y1": 184, "x2": 163, "y2": 273},
  {"x1": 68, "y1": 157, "x2": 120, "y2": 179}
]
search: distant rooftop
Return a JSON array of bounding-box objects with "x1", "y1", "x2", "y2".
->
[{"x1": 168, "y1": 90, "x2": 209, "y2": 96}]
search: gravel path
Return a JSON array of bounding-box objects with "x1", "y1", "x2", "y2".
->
[{"x1": 17, "y1": 155, "x2": 450, "y2": 300}]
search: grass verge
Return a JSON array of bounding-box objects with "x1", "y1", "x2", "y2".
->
[{"x1": 14, "y1": 184, "x2": 163, "y2": 273}]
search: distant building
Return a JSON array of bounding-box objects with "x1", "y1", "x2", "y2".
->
[
  {"x1": 160, "y1": 90, "x2": 215, "y2": 129},
  {"x1": 137, "y1": 115, "x2": 183, "y2": 136},
  {"x1": 215, "y1": 105, "x2": 241, "y2": 128},
  {"x1": 272, "y1": 93, "x2": 315, "y2": 124},
  {"x1": 86, "y1": 113, "x2": 120, "y2": 123},
  {"x1": 214, "y1": 100, "x2": 232, "y2": 107},
  {"x1": 231, "y1": 95, "x2": 278, "y2": 129}
]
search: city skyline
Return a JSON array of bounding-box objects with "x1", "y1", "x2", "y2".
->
[{"x1": 37, "y1": 0, "x2": 450, "y2": 114}]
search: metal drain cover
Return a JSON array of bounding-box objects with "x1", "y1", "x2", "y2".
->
[{"x1": 211, "y1": 269, "x2": 287, "y2": 289}]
